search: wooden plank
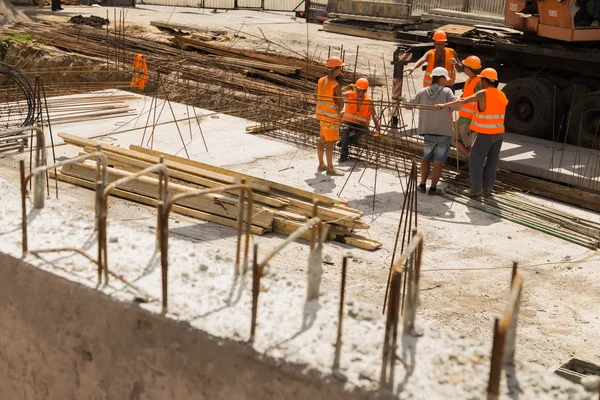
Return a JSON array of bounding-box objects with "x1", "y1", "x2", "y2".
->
[
  {"x1": 61, "y1": 162, "x2": 275, "y2": 230},
  {"x1": 58, "y1": 133, "x2": 270, "y2": 194},
  {"x1": 328, "y1": 13, "x2": 412, "y2": 25},
  {"x1": 273, "y1": 217, "x2": 380, "y2": 250},
  {"x1": 85, "y1": 148, "x2": 287, "y2": 208},
  {"x1": 321, "y1": 23, "x2": 398, "y2": 42},
  {"x1": 282, "y1": 205, "x2": 369, "y2": 230},
  {"x1": 50, "y1": 171, "x2": 266, "y2": 235},
  {"x1": 130, "y1": 145, "x2": 347, "y2": 205}
]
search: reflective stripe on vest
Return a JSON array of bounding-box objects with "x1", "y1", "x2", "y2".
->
[
  {"x1": 458, "y1": 76, "x2": 481, "y2": 120},
  {"x1": 470, "y1": 88, "x2": 508, "y2": 134},
  {"x1": 316, "y1": 76, "x2": 340, "y2": 123},
  {"x1": 423, "y1": 48, "x2": 456, "y2": 88},
  {"x1": 342, "y1": 92, "x2": 372, "y2": 126}
]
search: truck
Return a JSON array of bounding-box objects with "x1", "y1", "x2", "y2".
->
[{"x1": 389, "y1": 0, "x2": 600, "y2": 149}]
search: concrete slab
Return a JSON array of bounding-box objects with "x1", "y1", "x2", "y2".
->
[{"x1": 50, "y1": 90, "x2": 295, "y2": 166}]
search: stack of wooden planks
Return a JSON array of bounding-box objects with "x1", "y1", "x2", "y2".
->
[{"x1": 54, "y1": 133, "x2": 381, "y2": 250}]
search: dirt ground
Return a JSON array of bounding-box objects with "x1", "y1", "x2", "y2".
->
[{"x1": 5, "y1": 5, "x2": 600, "y2": 374}]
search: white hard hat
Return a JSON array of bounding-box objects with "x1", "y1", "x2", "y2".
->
[{"x1": 431, "y1": 67, "x2": 449, "y2": 79}]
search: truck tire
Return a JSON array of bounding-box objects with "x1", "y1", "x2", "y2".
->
[
  {"x1": 537, "y1": 77, "x2": 567, "y2": 142},
  {"x1": 502, "y1": 78, "x2": 555, "y2": 139},
  {"x1": 567, "y1": 92, "x2": 600, "y2": 148}
]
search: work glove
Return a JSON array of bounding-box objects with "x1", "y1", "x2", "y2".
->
[{"x1": 449, "y1": 58, "x2": 458, "y2": 65}]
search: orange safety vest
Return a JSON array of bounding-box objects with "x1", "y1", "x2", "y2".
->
[
  {"x1": 470, "y1": 88, "x2": 508, "y2": 134},
  {"x1": 316, "y1": 76, "x2": 341, "y2": 123},
  {"x1": 458, "y1": 76, "x2": 481, "y2": 120},
  {"x1": 423, "y1": 48, "x2": 457, "y2": 88},
  {"x1": 343, "y1": 91, "x2": 372, "y2": 126},
  {"x1": 130, "y1": 54, "x2": 148, "y2": 90}
]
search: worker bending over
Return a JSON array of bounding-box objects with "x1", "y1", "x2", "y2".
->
[
  {"x1": 316, "y1": 57, "x2": 345, "y2": 176},
  {"x1": 407, "y1": 30, "x2": 459, "y2": 91},
  {"x1": 338, "y1": 78, "x2": 381, "y2": 163},
  {"x1": 402, "y1": 68, "x2": 459, "y2": 196},
  {"x1": 437, "y1": 68, "x2": 508, "y2": 197},
  {"x1": 456, "y1": 55, "x2": 483, "y2": 164}
]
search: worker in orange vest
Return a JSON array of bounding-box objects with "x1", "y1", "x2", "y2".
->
[
  {"x1": 337, "y1": 78, "x2": 381, "y2": 162},
  {"x1": 130, "y1": 54, "x2": 148, "y2": 91},
  {"x1": 436, "y1": 68, "x2": 508, "y2": 197},
  {"x1": 316, "y1": 56, "x2": 345, "y2": 176},
  {"x1": 406, "y1": 30, "x2": 459, "y2": 91},
  {"x1": 456, "y1": 55, "x2": 482, "y2": 164}
]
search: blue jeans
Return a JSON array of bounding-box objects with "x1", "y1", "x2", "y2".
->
[{"x1": 423, "y1": 135, "x2": 451, "y2": 163}]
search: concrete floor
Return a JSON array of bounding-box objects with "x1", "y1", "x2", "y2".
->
[
  {"x1": 2, "y1": 88, "x2": 600, "y2": 372},
  {"x1": 4, "y1": 5, "x2": 600, "y2": 373}
]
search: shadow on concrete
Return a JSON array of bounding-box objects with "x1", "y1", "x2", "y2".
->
[
  {"x1": 395, "y1": 332, "x2": 420, "y2": 393},
  {"x1": 504, "y1": 363, "x2": 522, "y2": 400},
  {"x1": 264, "y1": 299, "x2": 321, "y2": 355},
  {"x1": 304, "y1": 172, "x2": 337, "y2": 194},
  {"x1": 188, "y1": 271, "x2": 248, "y2": 321},
  {"x1": 347, "y1": 191, "x2": 404, "y2": 217},
  {"x1": 169, "y1": 222, "x2": 245, "y2": 243},
  {"x1": 418, "y1": 194, "x2": 456, "y2": 220},
  {"x1": 462, "y1": 197, "x2": 502, "y2": 226}
]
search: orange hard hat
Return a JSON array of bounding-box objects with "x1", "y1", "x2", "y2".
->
[
  {"x1": 479, "y1": 67, "x2": 498, "y2": 81},
  {"x1": 432, "y1": 30, "x2": 447, "y2": 42},
  {"x1": 462, "y1": 55, "x2": 481, "y2": 70},
  {"x1": 356, "y1": 78, "x2": 369, "y2": 90},
  {"x1": 326, "y1": 56, "x2": 344, "y2": 68}
]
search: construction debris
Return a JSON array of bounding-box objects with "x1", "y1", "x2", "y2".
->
[
  {"x1": 68, "y1": 15, "x2": 110, "y2": 29},
  {"x1": 56, "y1": 133, "x2": 381, "y2": 250}
]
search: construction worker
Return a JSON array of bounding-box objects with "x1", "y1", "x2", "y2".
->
[
  {"x1": 130, "y1": 54, "x2": 148, "y2": 91},
  {"x1": 406, "y1": 30, "x2": 459, "y2": 90},
  {"x1": 338, "y1": 78, "x2": 381, "y2": 163},
  {"x1": 401, "y1": 67, "x2": 458, "y2": 196},
  {"x1": 456, "y1": 55, "x2": 483, "y2": 165},
  {"x1": 316, "y1": 56, "x2": 344, "y2": 176},
  {"x1": 436, "y1": 68, "x2": 508, "y2": 197}
]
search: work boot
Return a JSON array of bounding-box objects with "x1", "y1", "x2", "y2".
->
[
  {"x1": 428, "y1": 187, "x2": 437, "y2": 196},
  {"x1": 338, "y1": 155, "x2": 348, "y2": 163},
  {"x1": 326, "y1": 168, "x2": 344, "y2": 176},
  {"x1": 419, "y1": 183, "x2": 426, "y2": 193},
  {"x1": 336, "y1": 140, "x2": 342, "y2": 148}
]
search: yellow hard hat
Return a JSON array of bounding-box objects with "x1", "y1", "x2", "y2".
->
[
  {"x1": 479, "y1": 68, "x2": 498, "y2": 81},
  {"x1": 432, "y1": 30, "x2": 447, "y2": 42},
  {"x1": 356, "y1": 78, "x2": 369, "y2": 90},
  {"x1": 326, "y1": 57, "x2": 344, "y2": 68},
  {"x1": 462, "y1": 55, "x2": 481, "y2": 70}
]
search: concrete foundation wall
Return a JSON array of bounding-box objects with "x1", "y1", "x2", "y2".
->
[{"x1": 0, "y1": 252, "x2": 368, "y2": 400}]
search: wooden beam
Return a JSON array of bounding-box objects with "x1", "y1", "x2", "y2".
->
[
  {"x1": 83, "y1": 147, "x2": 287, "y2": 208},
  {"x1": 61, "y1": 162, "x2": 275, "y2": 230},
  {"x1": 51, "y1": 171, "x2": 266, "y2": 235},
  {"x1": 58, "y1": 133, "x2": 270, "y2": 194},
  {"x1": 130, "y1": 145, "x2": 347, "y2": 205}
]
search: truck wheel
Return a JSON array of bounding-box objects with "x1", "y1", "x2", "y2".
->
[
  {"x1": 567, "y1": 92, "x2": 600, "y2": 148},
  {"x1": 502, "y1": 78, "x2": 555, "y2": 139}
]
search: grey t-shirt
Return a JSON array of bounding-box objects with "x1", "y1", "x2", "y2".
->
[{"x1": 407, "y1": 84, "x2": 457, "y2": 137}]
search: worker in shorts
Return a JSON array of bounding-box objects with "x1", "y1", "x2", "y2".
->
[
  {"x1": 316, "y1": 57, "x2": 345, "y2": 176},
  {"x1": 337, "y1": 77, "x2": 381, "y2": 162},
  {"x1": 402, "y1": 67, "x2": 461, "y2": 195}
]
